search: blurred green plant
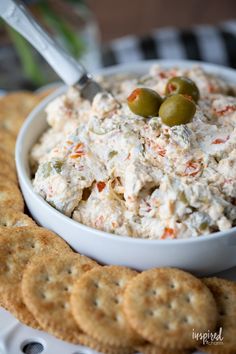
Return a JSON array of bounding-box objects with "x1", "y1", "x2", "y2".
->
[
  {"x1": 6, "y1": 26, "x2": 46, "y2": 86},
  {"x1": 1, "y1": 0, "x2": 87, "y2": 86}
]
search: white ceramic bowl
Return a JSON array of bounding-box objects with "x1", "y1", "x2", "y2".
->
[{"x1": 16, "y1": 60, "x2": 236, "y2": 275}]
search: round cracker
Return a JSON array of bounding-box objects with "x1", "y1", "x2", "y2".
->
[
  {"x1": 22, "y1": 252, "x2": 99, "y2": 343},
  {"x1": 0, "y1": 180, "x2": 24, "y2": 211},
  {"x1": 78, "y1": 334, "x2": 134, "y2": 354},
  {"x1": 0, "y1": 158, "x2": 17, "y2": 184},
  {"x1": 0, "y1": 129, "x2": 16, "y2": 155},
  {"x1": 0, "y1": 92, "x2": 42, "y2": 136},
  {"x1": 0, "y1": 226, "x2": 71, "y2": 328},
  {"x1": 199, "y1": 277, "x2": 236, "y2": 354},
  {"x1": 0, "y1": 174, "x2": 18, "y2": 188},
  {"x1": 71, "y1": 265, "x2": 144, "y2": 347},
  {"x1": 0, "y1": 207, "x2": 35, "y2": 227},
  {"x1": 0, "y1": 147, "x2": 15, "y2": 169},
  {"x1": 123, "y1": 268, "x2": 218, "y2": 350}
]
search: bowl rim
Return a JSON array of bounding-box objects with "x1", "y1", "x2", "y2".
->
[{"x1": 16, "y1": 59, "x2": 236, "y2": 245}]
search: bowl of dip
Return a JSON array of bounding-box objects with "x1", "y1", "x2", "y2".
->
[{"x1": 16, "y1": 60, "x2": 236, "y2": 275}]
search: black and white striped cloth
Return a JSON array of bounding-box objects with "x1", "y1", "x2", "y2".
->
[{"x1": 101, "y1": 20, "x2": 236, "y2": 68}]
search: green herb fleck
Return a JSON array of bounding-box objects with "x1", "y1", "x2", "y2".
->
[
  {"x1": 41, "y1": 162, "x2": 52, "y2": 178},
  {"x1": 108, "y1": 151, "x2": 118, "y2": 159},
  {"x1": 52, "y1": 160, "x2": 64, "y2": 173}
]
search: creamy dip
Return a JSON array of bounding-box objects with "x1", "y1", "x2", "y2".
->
[{"x1": 31, "y1": 65, "x2": 236, "y2": 239}]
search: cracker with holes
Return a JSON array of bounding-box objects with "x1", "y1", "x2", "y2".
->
[
  {"x1": 71, "y1": 265, "x2": 144, "y2": 347},
  {"x1": 123, "y1": 268, "x2": 218, "y2": 350},
  {"x1": 0, "y1": 92, "x2": 42, "y2": 136},
  {"x1": 0, "y1": 226, "x2": 71, "y2": 328},
  {"x1": 78, "y1": 334, "x2": 134, "y2": 354},
  {"x1": 0, "y1": 208, "x2": 36, "y2": 228},
  {"x1": 22, "y1": 252, "x2": 99, "y2": 343},
  {"x1": 0, "y1": 157, "x2": 17, "y2": 184},
  {"x1": 0, "y1": 180, "x2": 24, "y2": 211},
  {"x1": 0, "y1": 147, "x2": 15, "y2": 169},
  {"x1": 199, "y1": 277, "x2": 236, "y2": 354},
  {"x1": 0, "y1": 129, "x2": 16, "y2": 155}
]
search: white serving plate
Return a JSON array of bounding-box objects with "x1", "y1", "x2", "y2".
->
[{"x1": 16, "y1": 59, "x2": 236, "y2": 275}]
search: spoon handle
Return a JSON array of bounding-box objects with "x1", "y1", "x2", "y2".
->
[{"x1": 0, "y1": 0, "x2": 89, "y2": 86}]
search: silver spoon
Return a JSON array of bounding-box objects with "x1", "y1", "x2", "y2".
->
[{"x1": 0, "y1": 0, "x2": 103, "y2": 101}]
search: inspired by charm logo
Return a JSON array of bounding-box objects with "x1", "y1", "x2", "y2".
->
[{"x1": 192, "y1": 327, "x2": 224, "y2": 346}]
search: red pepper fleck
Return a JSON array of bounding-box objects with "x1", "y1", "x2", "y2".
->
[
  {"x1": 215, "y1": 105, "x2": 236, "y2": 116},
  {"x1": 161, "y1": 227, "x2": 176, "y2": 239},
  {"x1": 74, "y1": 142, "x2": 84, "y2": 153},
  {"x1": 153, "y1": 144, "x2": 166, "y2": 157},
  {"x1": 70, "y1": 142, "x2": 85, "y2": 158},
  {"x1": 125, "y1": 152, "x2": 131, "y2": 160},
  {"x1": 157, "y1": 147, "x2": 166, "y2": 157},
  {"x1": 212, "y1": 136, "x2": 229, "y2": 144},
  {"x1": 97, "y1": 181, "x2": 106, "y2": 192},
  {"x1": 70, "y1": 153, "x2": 83, "y2": 159},
  {"x1": 167, "y1": 83, "x2": 176, "y2": 93},
  {"x1": 183, "y1": 159, "x2": 202, "y2": 177},
  {"x1": 127, "y1": 88, "x2": 141, "y2": 103},
  {"x1": 208, "y1": 84, "x2": 216, "y2": 93}
]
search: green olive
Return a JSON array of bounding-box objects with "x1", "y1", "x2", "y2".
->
[
  {"x1": 41, "y1": 160, "x2": 64, "y2": 178},
  {"x1": 179, "y1": 191, "x2": 188, "y2": 204},
  {"x1": 159, "y1": 94, "x2": 196, "y2": 127},
  {"x1": 127, "y1": 88, "x2": 163, "y2": 117},
  {"x1": 165, "y1": 76, "x2": 200, "y2": 102},
  {"x1": 200, "y1": 221, "x2": 209, "y2": 230}
]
